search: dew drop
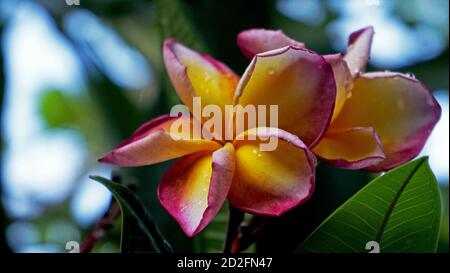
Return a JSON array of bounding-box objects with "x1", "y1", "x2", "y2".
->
[
  {"x1": 267, "y1": 68, "x2": 275, "y2": 76},
  {"x1": 346, "y1": 91, "x2": 353, "y2": 99}
]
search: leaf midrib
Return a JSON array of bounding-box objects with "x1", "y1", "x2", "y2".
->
[{"x1": 374, "y1": 158, "x2": 426, "y2": 243}]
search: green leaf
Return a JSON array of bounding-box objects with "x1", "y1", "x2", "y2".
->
[
  {"x1": 297, "y1": 157, "x2": 441, "y2": 253},
  {"x1": 90, "y1": 175, "x2": 173, "y2": 253}
]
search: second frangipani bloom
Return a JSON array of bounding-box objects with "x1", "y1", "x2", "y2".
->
[
  {"x1": 99, "y1": 38, "x2": 336, "y2": 236},
  {"x1": 238, "y1": 27, "x2": 441, "y2": 171}
]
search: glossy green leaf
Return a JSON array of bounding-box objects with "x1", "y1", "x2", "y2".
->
[
  {"x1": 90, "y1": 175, "x2": 173, "y2": 253},
  {"x1": 298, "y1": 157, "x2": 441, "y2": 253}
]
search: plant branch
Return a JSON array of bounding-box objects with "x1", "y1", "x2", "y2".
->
[{"x1": 80, "y1": 198, "x2": 120, "y2": 253}]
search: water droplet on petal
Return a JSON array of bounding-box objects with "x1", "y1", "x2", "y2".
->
[
  {"x1": 346, "y1": 91, "x2": 353, "y2": 99},
  {"x1": 267, "y1": 68, "x2": 275, "y2": 76}
]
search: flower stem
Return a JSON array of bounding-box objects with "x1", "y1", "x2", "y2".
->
[
  {"x1": 223, "y1": 204, "x2": 244, "y2": 253},
  {"x1": 233, "y1": 216, "x2": 268, "y2": 252}
]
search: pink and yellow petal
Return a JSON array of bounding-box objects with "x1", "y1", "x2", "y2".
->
[
  {"x1": 313, "y1": 127, "x2": 385, "y2": 169},
  {"x1": 158, "y1": 143, "x2": 235, "y2": 237},
  {"x1": 324, "y1": 54, "x2": 353, "y2": 122},
  {"x1": 99, "y1": 115, "x2": 221, "y2": 167},
  {"x1": 344, "y1": 26, "x2": 374, "y2": 77},
  {"x1": 163, "y1": 39, "x2": 238, "y2": 112},
  {"x1": 237, "y1": 28, "x2": 305, "y2": 59},
  {"x1": 228, "y1": 128, "x2": 316, "y2": 216},
  {"x1": 332, "y1": 72, "x2": 441, "y2": 171},
  {"x1": 234, "y1": 46, "x2": 336, "y2": 147}
]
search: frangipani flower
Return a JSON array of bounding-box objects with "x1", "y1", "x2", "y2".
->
[
  {"x1": 237, "y1": 27, "x2": 441, "y2": 171},
  {"x1": 99, "y1": 38, "x2": 336, "y2": 236}
]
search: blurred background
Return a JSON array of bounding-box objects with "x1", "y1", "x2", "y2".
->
[{"x1": 0, "y1": 0, "x2": 448, "y2": 253}]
